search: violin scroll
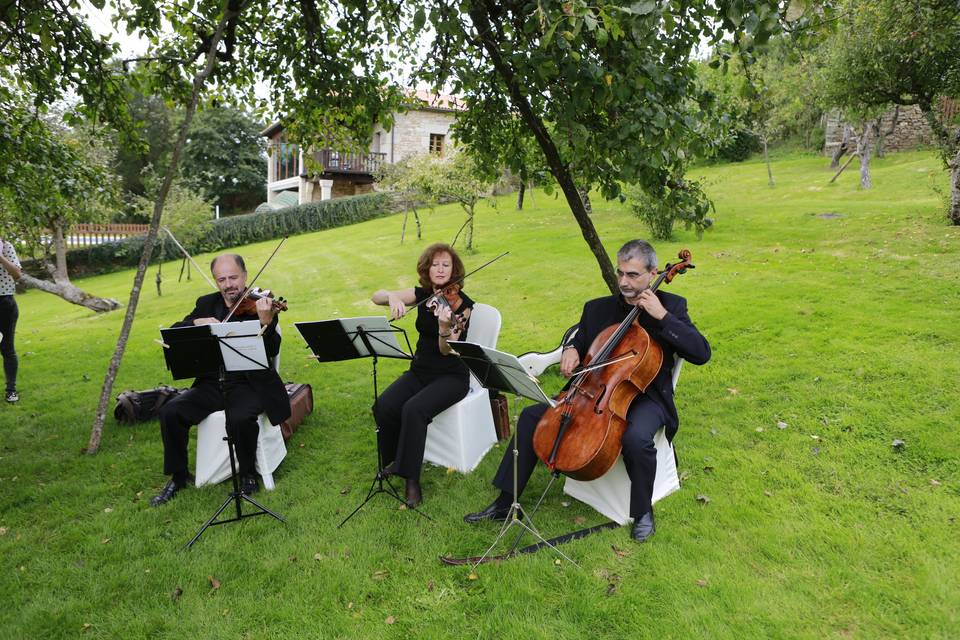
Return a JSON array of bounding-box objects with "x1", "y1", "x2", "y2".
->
[{"x1": 658, "y1": 249, "x2": 694, "y2": 285}]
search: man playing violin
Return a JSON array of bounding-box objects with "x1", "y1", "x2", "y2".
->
[
  {"x1": 150, "y1": 254, "x2": 290, "y2": 507},
  {"x1": 464, "y1": 239, "x2": 710, "y2": 542},
  {"x1": 370, "y1": 243, "x2": 474, "y2": 508}
]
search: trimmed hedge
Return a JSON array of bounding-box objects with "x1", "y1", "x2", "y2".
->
[{"x1": 64, "y1": 192, "x2": 394, "y2": 277}]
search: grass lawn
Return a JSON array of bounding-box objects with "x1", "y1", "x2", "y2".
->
[{"x1": 1, "y1": 151, "x2": 958, "y2": 639}]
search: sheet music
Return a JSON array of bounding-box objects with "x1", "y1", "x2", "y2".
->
[
  {"x1": 447, "y1": 341, "x2": 556, "y2": 407},
  {"x1": 210, "y1": 320, "x2": 269, "y2": 371},
  {"x1": 338, "y1": 316, "x2": 409, "y2": 359}
]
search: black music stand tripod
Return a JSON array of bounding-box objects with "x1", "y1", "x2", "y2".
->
[
  {"x1": 160, "y1": 321, "x2": 285, "y2": 549},
  {"x1": 295, "y1": 316, "x2": 426, "y2": 527}
]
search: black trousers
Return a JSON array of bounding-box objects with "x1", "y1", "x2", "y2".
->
[
  {"x1": 0, "y1": 295, "x2": 18, "y2": 393},
  {"x1": 157, "y1": 378, "x2": 263, "y2": 478},
  {"x1": 373, "y1": 369, "x2": 469, "y2": 481},
  {"x1": 492, "y1": 395, "x2": 667, "y2": 519}
]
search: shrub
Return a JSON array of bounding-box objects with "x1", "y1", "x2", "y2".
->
[
  {"x1": 625, "y1": 179, "x2": 714, "y2": 241},
  {"x1": 715, "y1": 128, "x2": 760, "y2": 162},
  {"x1": 64, "y1": 192, "x2": 393, "y2": 277}
]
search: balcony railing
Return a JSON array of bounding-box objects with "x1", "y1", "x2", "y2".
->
[{"x1": 309, "y1": 149, "x2": 386, "y2": 176}]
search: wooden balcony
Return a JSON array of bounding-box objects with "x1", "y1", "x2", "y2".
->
[{"x1": 306, "y1": 149, "x2": 386, "y2": 182}]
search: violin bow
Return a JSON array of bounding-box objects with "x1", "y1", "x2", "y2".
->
[
  {"x1": 222, "y1": 236, "x2": 287, "y2": 323},
  {"x1": 407, "y1": 251, "x2": 510, "y2": 312}
]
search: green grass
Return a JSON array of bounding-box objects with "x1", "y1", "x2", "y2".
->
[{"x1": 1, "y1": 151, "x2": 958, "y2": 639}]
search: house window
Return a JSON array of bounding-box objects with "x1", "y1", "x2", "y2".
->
[
  {"x1": 272, "y1": 138, "x2": 299, "y2": 182},
  {"x1": 429, "y1": 133, "x2": 445, "y2": 156}
]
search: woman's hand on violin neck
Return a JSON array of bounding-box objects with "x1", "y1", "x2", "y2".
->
[
  {"x1": 560, "y1": 348, "x2": 581, "y2": 378},
  {"x1": 193, "y1": 317, "x2": 220, "y2": 326}
]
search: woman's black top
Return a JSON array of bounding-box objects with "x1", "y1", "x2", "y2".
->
[{"x1": 410, "y1": 286, "x2": 474, "y2": 378}]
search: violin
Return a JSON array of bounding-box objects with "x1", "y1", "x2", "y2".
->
[
  {"x1": 531, "y1": 250, "x2": 695, "y2": 480},
  {"x1": 229, "y1": 287, "x2": 288, "y2": 318},
  {"x1": 425, "y1": 283, "x2": 468, "y2": 334}
]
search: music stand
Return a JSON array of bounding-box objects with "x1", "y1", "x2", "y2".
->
[
  {"x1": 295, "y1": 316, "x2": 422, "y2": 527},
  {"x1": 444, "y1": 341, "x2": 579, "y2": 568},
  {"x1": 160, "y1": 320, "x2": 285, "y2": 549}
]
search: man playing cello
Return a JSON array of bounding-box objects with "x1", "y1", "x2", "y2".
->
[{"x1": 464, "y1": 240, "x2": 710, "y2": 542}]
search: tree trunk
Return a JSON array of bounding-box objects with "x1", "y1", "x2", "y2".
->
[
  {"x1": 18, "y1": 221, "x2": 122, "y2": 311},
  {"x1": 400, "y1": 209, "x2": 409, "y2": 243},
  {"x1": 516, "y1": 181, "x2": 525, "y2": 210},
  {"x1": 466, "y1": 6, "x2": 618, "y2": 294},
  {"x1": 831, "y1": 124, "x2": 852, "y2": 169},
  {"x1": 951, "y1": 146, "x2": 960, "y2": 225},
  {"x1": 87, "y1": 2, "x2": 238, "y2": 455},
  {"x1": 18, "y1": 273, "x2": 121, "y2": 312},
  {"x1": 763, "y1": 137, "x2": 774, "y2": 186},
  {"x1": 578, "y1": 186, "x2": 593, "y2": 214},
  {"x1": 858, "y1": 123, "x2": 872, "y2": 190}
]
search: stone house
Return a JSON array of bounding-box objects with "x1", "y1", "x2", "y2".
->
[
  {"x1": 260, "y1": 91, "x2": 461, "y2": 206},
  {"x1": 824, "y1": 98, "x2": 959, "y2": 156}
]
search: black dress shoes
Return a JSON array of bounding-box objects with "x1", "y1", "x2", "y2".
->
[
  {"x1": 463, "y1": 501, "x2": 513, "y2": 523},
  {"x1": 631, "y1": 511, "x2": 655, "y2": 543},
  {"x1": 240, "y1": 475, "x2": 259, "y2": 496},
  {"x1": 150, "y1": 478, "x2": 183, "y2": 507}
]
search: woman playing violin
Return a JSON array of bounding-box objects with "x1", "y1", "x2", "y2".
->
[{"x1": 370, "y1": 243, "x2": 474, "y2": 508}]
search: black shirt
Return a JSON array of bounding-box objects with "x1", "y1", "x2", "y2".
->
[{"x1": 410, "y1": 286, "x2": 474, "y2": 377}]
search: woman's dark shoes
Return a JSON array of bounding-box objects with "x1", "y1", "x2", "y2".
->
[
  {"x1": 150, "y1": 478, "x2": 182, "y2": 507},
  {"x1": 404, "y1": 478, "x2": 422, "y2": 508},
  {"x1": 240, "y1": 475, "x2": 259, "y2": 496},
  {"x1": 380, "y1": 461, "x2": 398, "y2": 479},
  {"x1": 631, "y1": 511, "x2": 655, "y2": 543},
  {"x1": 463, "y1": 501, "x2": 513, "y2": 523}
]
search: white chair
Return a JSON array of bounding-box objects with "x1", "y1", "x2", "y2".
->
[
  {"x1": 562, "y1": 358, "x2": 684, "y2": 525},
  {"x1": 194, "y1": 328, "x2": 287, "y2": 490},
  {"x1": 422, "y1": 303, "x2": 501, "y2": 473}
]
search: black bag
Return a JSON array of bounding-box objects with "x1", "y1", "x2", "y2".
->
[{"x1": 113, "y1": 385, "x2": 187, "y2": 424}]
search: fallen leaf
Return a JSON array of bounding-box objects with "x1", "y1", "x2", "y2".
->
[
  {"x1": 446, "y1": 467, "x2": 455, "y2": 474},
  {"x1": 930, "y1": 479, "x2": 941, "y2": 486},
  {"x1": 696, "y1": 578, "x2": 708, "y2": 587},
  {"x1": 561, "y1": 501, "x2": 571, "y2": 508},
  {"x1": 468, "y1": 571, "x2": 479, "y2": 580},
  {"x1": 171, "y1": 587, "x2": 183, "y2": 601},
  {"x1": 892, "y1": 439, "x2": 906, "y2": 451},
  {"x1": 208, "y1": 575, "x2": 221, "y2": 594},
  {"x1": 347, "y1": 602, "x2": 354, "y2": 609},
  {"x1": 710, "y1": 428, "x2": 718, "y2": 437},
  {"x1": 764, "y1": 490, "x2": 772, "y2": 497},
  {"x1": 606, "y1": 583, "x2": 617, "y2": 596},
  {"x1": 299, "y1": 442, "x2": 305, "y2": 448},
  {"x1": 314, "y1": 553, "x2": 324, "y2": 561},
  {"x1": 574, "y1": 516, "x2": 586, "y2": 525},
  {"x1": 679, "y1": 471, "x2": 690, "y2": 481},
  {"x1": 611, "y1": 545, "x2": 629, "y2": 559},
  {"x1": 727, "y1": 388, "x2": 739, "y2": 395},
  {"x1": 101, "y1": 538, "x2": 110, "y2": 544},
  {"x1": 703, "y1": 466, "x2": 715, "y2": 473},
  {"x1": 288, "y1": 555, "x2": 297, "y2": 562},
  {"x1": 554, "y1": 559, "x2": 561, "y2": 566},
  {"x1": 427, "y1": 580, "x2": 435, "y2": 592},
  {"x1": 696, "y1": 494, "x2": 711, "y2": 504},
  {"x1": 755, "y1": 427, "x2": 764, "y2": 432},
  {"x1": 81, "y1": 623, "x2": 92, "y2": 632},
  {"x1": 135, "y1": 491, "x2": 143, "y2": 498},
  {"x1": 776, "y1": 421, "x2": 788, "y2": 430},
  {"x1": 372, "y1": 570, "x2": 390, "y2": 581},
  {"x1": 103, "y1": 507, "x2": 113, "y2": 513},
  {"x1": 810, "y1": 435, "x2": 821, "y2": 441},
  {"x1": 0, "y1": 527, "x2": 7, "y2": 535},
  {"x1": 339, "y1": 486, "x2": 351, "y2": 495},
  {"x1": 385, "y1": 616, "x2": 396, "y2": 625}
]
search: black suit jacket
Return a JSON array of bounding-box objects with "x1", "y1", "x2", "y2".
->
[
  {"x1": 173, "y1": 292, "x2": 291, "y2": 426},
  {"x1": 568, "y1": 291, "x2": 710, "y2": 441}
]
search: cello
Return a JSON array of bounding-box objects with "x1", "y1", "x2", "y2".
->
[{"x1": 532, "y1": 250, "x2": 695, "y2": 481}]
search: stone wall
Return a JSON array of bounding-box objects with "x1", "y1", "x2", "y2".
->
[
  {"x1": 824, "y1": 105, "x2": 939, "y2": 155},
  {"x1": 371, "y1": 108, "x2": 458, "y2": 163}
]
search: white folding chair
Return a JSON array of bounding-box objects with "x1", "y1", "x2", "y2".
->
[
  {"x1": 422, "y1": 303, "x2": 501, "y2": 473},
  {"x1": 194, "y1": 327, "x2": 287, "y2": 490},
  {"x1": 562, "y1": 358, "x2": 684, "y2": 524}
]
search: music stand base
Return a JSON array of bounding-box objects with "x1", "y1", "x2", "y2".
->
[{"x1": 338, "y1": 471, "x2": 432, "y2": 528}]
